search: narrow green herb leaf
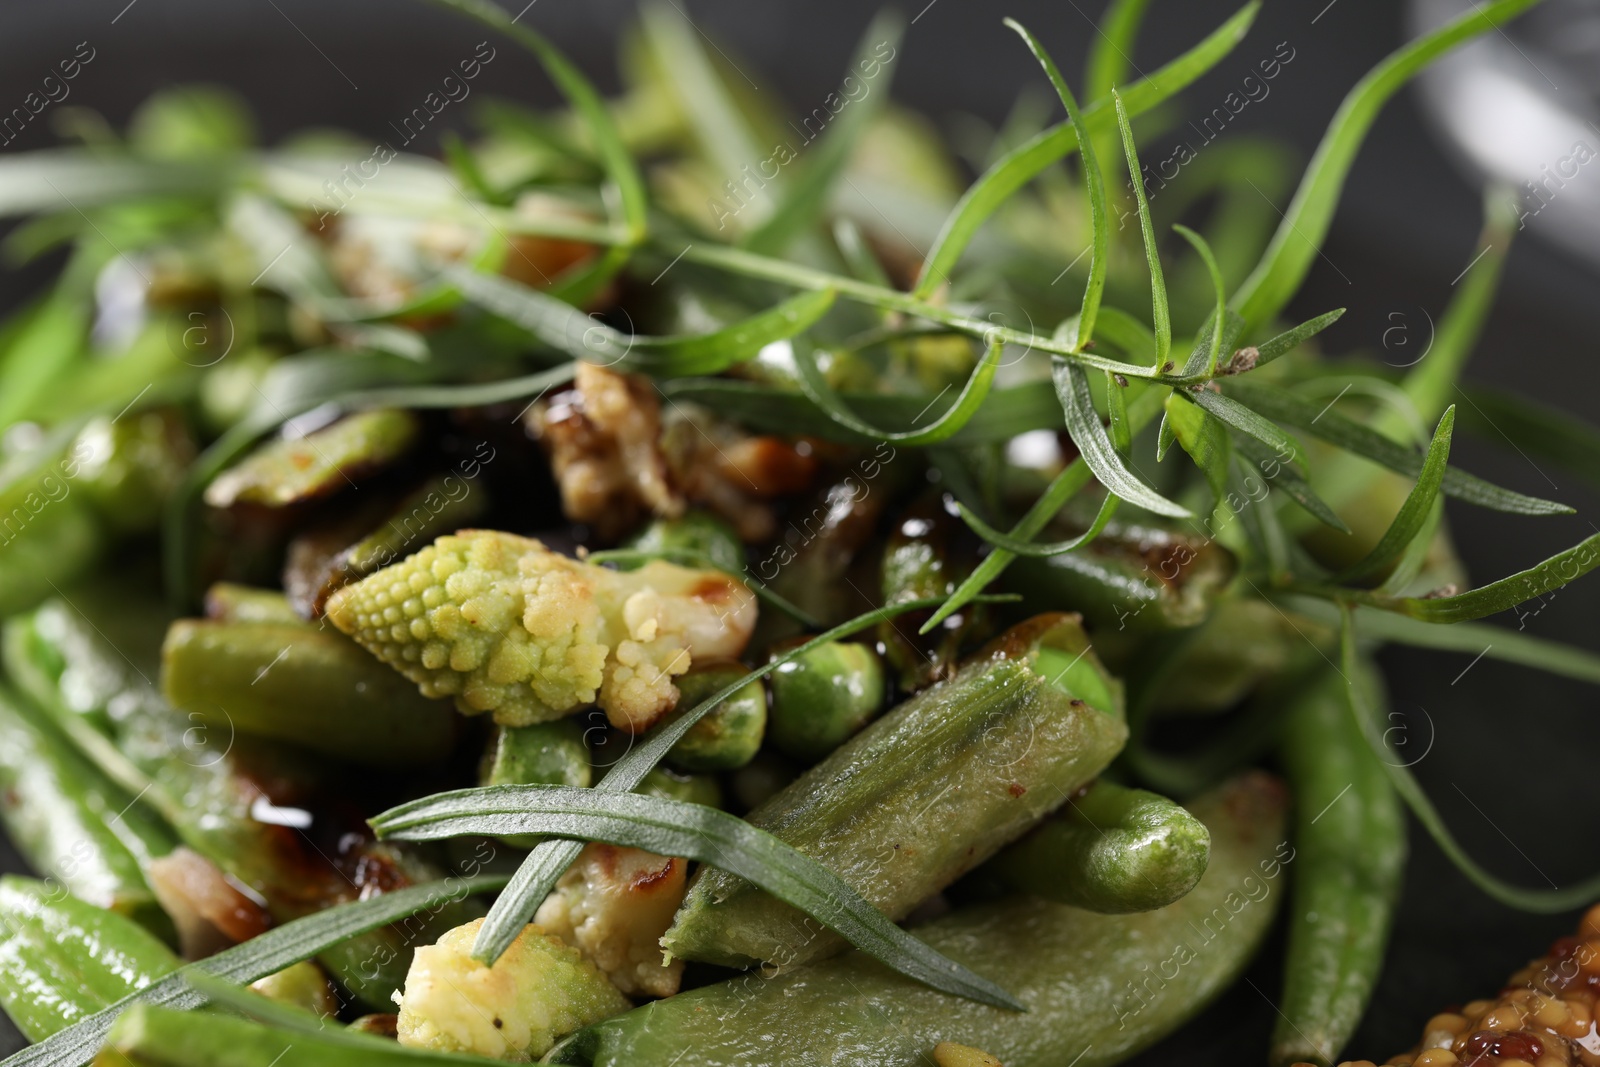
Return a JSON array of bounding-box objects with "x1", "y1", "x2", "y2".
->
[
  {"x1": 1085, "y1": 0, "x2": 1154, "y2": 102},
  {"x1": 1232, "y1": 0, "x2": 1541, "y2": 332},
  {"x1": 955, "y1": 491, "x2": 1118, "y2": 557},
  {"x1": 920, "y1": 385, "x2": 1167, "y2": 633},
  {"x1": 1106, "y1": 371, "x2": 1132, "y2": 453},
  {"x1": 440, "y1": 130, "x2": 502, "y2": 205},
  {"x1": 660, "y1": 376, "x2": 1061, "y2": 445},
  {"x1": 449, "y1": 266, "x2": 836, "y2": 376},
  {"x1": 1230, "y1": 454, "x2": 1292, "y2": 580},
  {"x1": 1056, "y1": 358, "x2": 1188, "y2": 516},
  {"x1": 1230, "y1": 431, "x2": 1349, "y2": 533},
  {"x1": 375, "y1": 786, "x2": 1022, "y2": 1011},
  {"x1": 1340, "y1": 606, "x2": 1600, "y2": 912},
  {"x1": 1173, "y1": 224, "x2": 1227, "y2": 374},
  {"x1": 1340, "y1": 531, "x2": 1600, "y2": 623},
  {"x1": 791, "y1": 337, "x2": 1003, "y2": 444},
  {"x1": 1249, "y1": 307, "x2": 1345, "y2": 368},
  {"x1": 0, "y1": 875, "x2": 509, "y2": 1067},
  {"x1": 1184, "y1": 388, "x2": 1304, "y2": 468},
  {"x1": 744, "y1": 12, "x2": 904, "y2": 254},
  {"x1": 639, "y1": 0, "x2": 775, "y2": 219},
  {"x1": 915, "y1": 3, "x2": 1259, "y2": 297},
  {"x1": 470, "y1": 594, "x2": 1016, "y2": 967},
  {"x1": 1007, "y1": 19, "x2": 1108, "y2": 348},
  {"x1": 1223, "y1": 378, "x2": 1571, "y2": 516},
  {"x1": 338, "y1": 363, "x2": 577, "y2": 411},
  {"x1": 0, "y1": 152, "x2": 232, "y2": 219},
  {"x1": 831, "y1": 217, "x2": 893, "y2": 288},
  {"x1": 1164, "y1": 389, "x2": 1230, "y2": 507},
  {"x1": 1337, "y1": 406, "x2": 1455, "y2": 585},
  {"x1": 429, "y1": 0, "x2": 647, "y2": 240},
  {"x1": 1115, "y1": 91, "x2": 1169, "y2": 367},
  {"x1": 1280, "y1": 595, "x2": 1600, "y2": 686}
]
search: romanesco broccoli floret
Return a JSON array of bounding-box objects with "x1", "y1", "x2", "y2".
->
[
  {"x1": 535, "y1": 842, "x2": 687, "y2": 998},
  {"x1": 325, "y1": 529, "x2": 757, "y2": 732},
  {"x1": 394, "y1": 918, "x2": 629, "y2": 1061}
]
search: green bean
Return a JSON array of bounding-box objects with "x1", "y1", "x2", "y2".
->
[
  {"x1": 765, "y1": 639, "x2": 886, "y2": 760},
  {"x1": 1004, "y1": 516, "x2": 1235, "y2": 648},
  {"x1": 202, "y1": 583, "x2": 302, "y2": 625},
  {"x1": 1272, "y1": 666, "x2": 1404, "y2": 1067},
  {"x1": 986, "y1": 779, "x2": 1210, "y2": 913},
  {"x1": 160, "y1": 619, "x2": 460, "y2": 767},
  {"x1": 662, "y1": 614, "x2": 1127, "y2": 969},
  {"x1": 11, "y1": 583, "x2": 477, "y2": 1011},
  {"x1": 665, "y1": 663, "x2": 766, "y2": 772},
  {"x1": 0, "y1": 875, "x2": 179, "y2": 1041},
  {"x1": 97, "y1": 1002, "x2": 488, "y2": 1067},
  {"x1": 0, "y1": 492, "x2": 103, "y2": 619},
  {"x1": 203, "y1": 408, "x2": 421, "y2": 508},
  {"x1": 560, "y1": 773, "x2": 1290, "y2": 1067},
  {"x1": 0, "y1": 683, "x2": 174, "y2": 924}
]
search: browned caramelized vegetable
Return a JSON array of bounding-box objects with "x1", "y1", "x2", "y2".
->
[
  {"x1": 1341, "y1": 903, "x2": 1600, "y2": 1067},
  {"x1": 204, "y1": 409, "x2": 421, "y2": 508}
]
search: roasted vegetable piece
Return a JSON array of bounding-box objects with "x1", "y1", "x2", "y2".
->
[
  {"x1": 1353, "y1": 901, "x2": 1600, "y2": 1067},
  {"x1": 204, "y1": 408, "x2": 421, "y2": 508},
  {"x1": 986, "y1": 779, "x2": 1211, "y2": 913},
  {"x1": 482, "y1": 720, "x2": 593, "y2": 790},
  {"x1": 1006, "y1": 516, "x2": 1235, "y2": 639},
  {"x1": 481, "y1": 719, "x2": 592, "y2": 849},
  {"x1": 639, "y1": 765, "x2": 723, "y2": 809},
  {"x1": 96, "y1": 1001, "x2": 503, "y2": 1067},
  {"x1": 663, "y1": 662, "x2": 766, "y2": 771},
  {"x1": 535, "y1": 842, "x2": 688, "y2": 998},
  {"x1": 203, "y1": 582, "x2": 305, "y2": 624},
  {"x1": 394, "y1": 917, "x2": 630, "y2": 1060},
  {"x1": 325, "y1": 529, "x2": 757, "y2": 733},
  {"x1": 624, "y1": 510, "x2": 745, "y2": 573},
  {"x1": 9, "y1": 584, "x2": 474, "y2": 1011},
  {"x1": 765, "y1": 639, "x2": 886, "y2": 760},
  {"x1": 878, "y1": 494, "x2": 988, "y2": 691},
  {"x1": 247, "y1": 959, "x2": 339, "y2": 1018},
  {"x1": 160, "y1": 619, "x2": 460, "y2": 768},
  {"x1": 662, "y1": 613, "x2": 1127, "y2": 969},
  {"x1": 284, "y1": 473, "x2": 490, "y2": 617},
  {"x1": 72, "y1": 408, "x2": 196, "y2": 534},
  {"x1": 0, "y1": 875, "x2": 179, "y2": 1041},
  {"x1": 1274, "y1": 667, "x2": 1405, "y2": 1067},
  {"x1": 561, "y1": 773, "x2": 1289, "y2": 1067},
  {"x1": 0, "y1": 683, "x2": 174, "y2": 923}
]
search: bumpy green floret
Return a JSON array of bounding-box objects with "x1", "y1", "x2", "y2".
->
[
  {"x1": 394, "y1": 918, "x2": 630, "y2": 1061},
  {"x1": 326, "y1": 530, "x2": 757, "y2": 732}
]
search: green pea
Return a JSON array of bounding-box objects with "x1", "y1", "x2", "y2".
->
[
  {"x1": 625, "y1": 510, "x2": 745, "y2": 573},
  {"x1": 482, "y1": 720, "x2": 593, "y2": 790},
  {"x1": 766, "y1": 640, "x2": 886, "y2": 760},
  {"x1": 666, "y1": 663, "x2": 766, "y2": 772},
  {"x1": 640, "y1": 766, "x2": 724, "y2": 810}
]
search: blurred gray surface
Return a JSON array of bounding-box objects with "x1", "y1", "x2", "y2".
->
[{"x1": 2, "y1": 1, "x2": 1598, "y2": 1063}]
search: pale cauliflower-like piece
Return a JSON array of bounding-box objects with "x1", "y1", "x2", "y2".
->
[
  {"x1": 325, "y1": 529, "x2": 757, "y2": 733},
  {"x1": 394, "y1": 918, "x2": 629, "y2": 1062},
  {"x1": 535, "y1": 843, "x2": 688, "y2": 998}
]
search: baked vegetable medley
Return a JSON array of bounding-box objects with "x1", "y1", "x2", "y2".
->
[{"x1": 0, "y1": 0, "x2": 1596, "y2": 1065}]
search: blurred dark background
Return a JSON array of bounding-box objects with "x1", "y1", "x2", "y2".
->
[{"x1": 2, "y1": 0, "x2": 1598, "y2": 1062}]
